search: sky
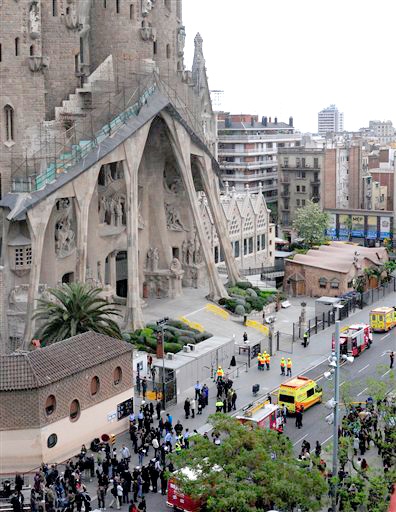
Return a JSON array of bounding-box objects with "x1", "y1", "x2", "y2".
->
[{"x1": 182, "y1": 0, "x2": 395, "y2": 133}]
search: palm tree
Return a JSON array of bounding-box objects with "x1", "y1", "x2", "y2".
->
[{"x1": 33, "y1": 282, "x2": 122, "y2": 344}]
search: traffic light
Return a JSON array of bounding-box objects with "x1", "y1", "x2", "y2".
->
[{"x1": 110, "y1": 433, "x2": 116, "y2": 445}]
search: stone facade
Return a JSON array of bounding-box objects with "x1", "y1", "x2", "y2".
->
[
  {"x1": 199, "y1": 184, "x2": 275, "y2": 270},
  {"x1": 0, "y1": 1, "x2": 241, "y2": 351}
]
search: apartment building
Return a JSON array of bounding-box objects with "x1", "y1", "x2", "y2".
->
[
  {"x1": 368, "y1": 120, "x2": 395, "y2": 144},
  {"x1": 217, "y1": 113, "x2": 301, "y2": 203},
  {"x1": 318, "y1": 105, "x2": 344, "y2": 135},
  {"x1": 278, "y1": 147, "x2": 324, "y2": 238}
]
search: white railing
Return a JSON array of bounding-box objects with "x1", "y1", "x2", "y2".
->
[{"x1": 219, "y1": 133, "x2": 302, "y2": 142}]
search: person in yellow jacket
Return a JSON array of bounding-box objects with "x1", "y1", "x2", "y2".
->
[
  {"x1": 216, "y1": 366, "x2": 224, "y2": 381},
  {"x1": 286, "y1": 357, "x2": 292, "y2": 376},
  {"x1": 259, "y1": 352, "x2": 265, "y2": 371},
  {"x1": 280, "y1": 357, "x2": 286, "y2": 376},
  {"x1": 265, "y1": 353, "x2": 270, "y2": 370},
  {"x1": 257, "y1": 353, "x2": 262, "y2": 370}
]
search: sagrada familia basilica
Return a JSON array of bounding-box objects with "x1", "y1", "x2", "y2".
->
[{"x1": 0, "y1": 0, "x2": 244, "y2": 352}]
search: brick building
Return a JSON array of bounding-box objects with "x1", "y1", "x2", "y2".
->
[
  {"x1": 0, "y1": 332, "x2": 133, "y2": 472},
  {"x1": 284, "y1": 242, "x2": 388, "y2": 297}
]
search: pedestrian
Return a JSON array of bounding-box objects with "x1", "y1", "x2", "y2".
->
[
  {"x1": 361, "y1": 458, "x2": 369, "y2": 471},
  {"x1": 390, "y1": 351, "x2": 394, "y2": 369},
  {"x1": 160, "y1": 470, "x2": 167, "y2": 495},
  {"x1": 216, "y1": 366, "x2": 224, "y2": 382},
  {"x1": 174, "y1": 420, "x2": 183, "y2": 437},
  {"x1": 223, "y1": 398, "x2": 227, "y2": 413},
  {"x1": 229, "y1": 355, "x2": 236, "y2": 369},
  {"x1": 315, "y1": 441, "x2": 321, "y2": 457},
  {"x1": 286, "y1": 358, "x2": 292, "y2": 377},
  {"x1": 197, "y1": 397, "x2": 203, "y2": 415},
  {"x1": 282, "y1": 404, "x2": 288, "y2": 424},
  {"x1": 156, "y1": 401, "x2": 162, "y2": 420},
  {"x1": 194, "y1": 381, "x2": 201, "y2": 400},
  {"x1": 303, "y1": 330, "x2": 309, "y2": 348},
  {"x1": 129, "y1": 501, "x2": 138, "y2": 512},
  {"x1": 184, "y1": 398, "x2": 191, "y2": 419},
  {"x1": 280, "y1": 357, "x2": 286, "y2": 376},
  {"x1": 243, "y1": 332, "x2": 248, "y2": 343},
  {"x1": 353, "y1": 436, "x2": 359, "y2": 456},
  {"x1": 215, "y1": 399, "x2": 224, "y2": 412},
  {"x1": 202, "y1": 384, "x2": 209, "y2": 406},
  {"x1": 190, "y1": 398, "x2": 196, "y2": 418},
  {"x1": 231, "y1": 390, "x2": 237, "y2": 410},
  {"x1": 138, "y1": 496, "x2": 147, "y2": 511},
  {"x1": 147, "y1": 354, "x2": 153, "y2": 373},
  {"x1": 136, "y1": 375, "x2": 141, "y2": 395},
  {"x1": 265, "y1": 353, "x2": 270, "y2": 370},
  {"x1": 97, "y1": 484, "x2": 106, "y2": 510},
  {"x1": 142, "y1": 377, "x2": 147, "y2": 400}
]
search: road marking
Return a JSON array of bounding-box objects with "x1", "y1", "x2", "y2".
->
[
  {"x1": 381, "y1": 333, "x2": 391, "y2": 340},
  {"x1": 322, "y1": 435, "x2": 333, "y2": 445},
  {"x1": 183, "y1": 306, "x2": 206, "y2": 318},
  {"x1": 340, "y1": 381, "x2": 346, "y2": 386},
  {"x1": 357, "y1": 387, "x2": 368, "y2": 397},
  {"x1": 358, "y1": 364, "x2": 370, "y2": 373},
  {"x1": 293, "y1": 434, "x2": 307, "y2": 447},
  {"x1": 381, "y1": 351, "x2": 388, "y2": 357},
  {"x1": 381, "y1": 369, "x2": 391, "y2": 378},
  {"x1": 316, "y1": 376, "x2": 324, "y2": 382}
]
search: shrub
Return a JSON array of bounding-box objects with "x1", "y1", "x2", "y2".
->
[
  {"x1": 164, "y1": 342, "x2": 182, "y2": 353},
  {"x1": 178, "y1": 335, "x2": 195, "y2": 345},
  {"x1": 193, "y1": 332, "x2": 212, "y2": 343},
  {"x1": 246, "y1": 288, "x2": 258, "y2": 298},
  {"x1": 235, "y1": 281, "x2": 253, "y2": 290},
  {"x1": 235, "y1": 304, "x2": 246, "y2": 316},
  {"x1": 144, "y1": 338, "x2": 158, "y2": 350},
  {"x1": 218, "y1": 297, "x2": 228, "y2": 306},
  {"x1": 228, "y1": 286, "x2": 248, "y2": 297},
  {"x1": 225, "y1": 299, "x2": 237, "y2": 312},
  {"x1": 246, "y1": 297, "x2": 266, "y2": 311},
  {"x1": 141, "y1": 327, "x2": 154, "y2": 338},
  {"x1": 244, "y1": 303, "x2": 252, "y2": 314},
  {"x1": 234, "y1": 298, "x2": 246, "y2": 307}
]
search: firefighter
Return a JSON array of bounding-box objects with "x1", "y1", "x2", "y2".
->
[
  {"x1": 280, "y1": 357, "x2": 286, "y2": 376},
  {"x1": 286, "y1": 358, "x2": 292, "y2": 376},
  {"x1": 265, "y1": 353, "x2": 270, "y2": 371},
  {"x1": 216, "y1": 366, "x2": 224, "y2": 381},
  {"x1": 259, "y1": 352, "x2": 266, "y2": 371},
  {"x1": 257, "y1": 353, "x2": 262, "y2": 370}
]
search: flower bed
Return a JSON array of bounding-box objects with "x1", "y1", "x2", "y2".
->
[{"x1": 124, "y1": 319, "x2": 212, "y2": 354}]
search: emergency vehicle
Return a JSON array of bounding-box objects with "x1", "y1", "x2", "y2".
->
[
  {"x1": 332, "y1": 323, "x2": 372, "y2": 357},
  {"x1": 236, "y1": 397, "x2": 283, "y2": 432},
  {"x1": 370, "y1": 307, "x2": 396, "y2": 332},
  {"x1": 278, "y1": 376, "x2": 322, "y2": 414}
]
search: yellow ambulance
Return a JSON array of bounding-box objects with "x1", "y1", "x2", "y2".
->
[
  {"x1": 369, "y1": 307, "x2": 396, "y2": 332},
  {"x1": 277, "y1": 376, "x2": 322, "y2": 414}
]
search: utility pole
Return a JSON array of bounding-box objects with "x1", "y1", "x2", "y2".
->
[
  {"x1": 332, "y1": 320, "x2": 341, "y2": 511},
  {"x1": 156, "y1": 317, "x2": 168, "y2": 409}
]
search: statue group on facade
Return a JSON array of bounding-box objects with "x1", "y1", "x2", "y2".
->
[
  {"x1": 99, "y1": 195, "x2": 126, "y2": 227},
  {"x1": 181, "y1": 233, "x2": 202, "y2": 266},
  {"x1": 165, "y1": 203, "x2": 188, "y2": 232}
]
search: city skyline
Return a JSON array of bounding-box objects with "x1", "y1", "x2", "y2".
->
[{"x1": 183, "y1": 0, "x2": 395, "y2": 133}]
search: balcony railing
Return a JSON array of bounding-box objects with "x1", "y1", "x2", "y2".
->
[
  {"x1": 220, "y1": 160, "x2": 277, "y2": 170},
  {"x1": 219, "y1": 133, "x2": 302, "y2": 142},
  {"x1": 280, "y1": 165, "x2": 321, "y2": 171},
  {"x1": 218, "y1": 148, "x2": 277, "y2": 155}
]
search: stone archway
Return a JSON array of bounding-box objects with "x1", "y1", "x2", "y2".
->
[{"x1": 115, "y1": 250, "x2": 128, "y2": 298}]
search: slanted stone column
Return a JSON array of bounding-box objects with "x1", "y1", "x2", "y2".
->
[
  {"x1": 162, "y1": 113, "x2": 228, "y2": 301},
  {"x1": 109, "y1": 252, "x2": 117, "y2": 289},
  {"x1": 122, "y1": 124, "x2": 151, "y2": 330},
  {"x1": 73, "y1": 164, "x2": 100, "y2": 282},
  {"x1": 198, "y1": 154, "x2": 241, "y2": 285},
  {"x1": 23, "y1": 198, "x2": 55, "y2": 347}
]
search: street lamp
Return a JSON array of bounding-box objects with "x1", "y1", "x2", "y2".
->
[
  {"x1": 156, "y1": 317, "x2": 169, "y2": 410},
  {"x1": 323, "y1": 320, "x2": 354, "y2": 511}
]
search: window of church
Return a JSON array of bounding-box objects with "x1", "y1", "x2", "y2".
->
[
  {"x1": 52, "y1": 0, "x2": 57, "y2": 16},
  {"x1": 164, "y1": 0, "x2": 171, "y2": 11},
  {"x1": 15, "y1": 248, "x2": 24, "y2": 267},
  {"x1": 15, "y1": 38, "x2": 19, "y2": 57},
  {"x1": 166, "y1": 44, "x2": 171, "y2": 59},
  {"x1": 5, "y1": 104, "x2": 14, "y2": 142},
  {"x1": 0, "y1": 44, "x2": 2, "y2": 62},
  {"x1": 69, "y1": 399, "x2": 80, "y2": 422},
  {"x1": 234, "y1": 240, "x2": 240, "y2": 258},
  {"x1": 153, "y1": 41, "x2": 157, "y2": 55},
  {"x1": 130, "y1": 4, "x2": 135, "y2": 19},
  {"x1": 116, "y1": 0, "x2": 120, "y2": 13},
  {"x1": 30, "y1": 45, "x2": 34, "y2": 56}
]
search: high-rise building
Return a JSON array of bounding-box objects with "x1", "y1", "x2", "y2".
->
[
  {"x1": 217, "y1": 114, "x2": 301, "y2": 202},
  {"x1": 318, "y1": 105, "x2": 344, "y2": 135}
]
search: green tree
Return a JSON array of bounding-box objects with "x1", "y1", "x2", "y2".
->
[
  {"x1": 292, "y1": 201, "x2": 329, "y2": 247},
  {"x1": 170, "y1": 415, "x2": 327, "y2": 512},
  {"x1": 33, "y1": 282, "x2": 122, "y2": 344}
]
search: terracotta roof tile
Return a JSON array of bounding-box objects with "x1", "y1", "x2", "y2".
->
[{"x1": 0, "y1": 332, "x2": 132, "y2": 391}]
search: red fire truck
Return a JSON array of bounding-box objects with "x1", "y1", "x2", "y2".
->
[
  {"x1": 167, "y1": 467, "x2": 203, "y2": 512},
  {"x1": 332, "y1": 323, "x2": 372, "y2": 357}
]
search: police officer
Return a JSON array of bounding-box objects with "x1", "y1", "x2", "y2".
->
[{"x1": 303, "y1": 331, "x2": 309, "y2": 348}]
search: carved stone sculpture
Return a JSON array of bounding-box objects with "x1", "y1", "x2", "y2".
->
[
  {"x1": 138, "y1": 202, "x2": 145, "y2": 230},
  {"x1": 28, "y1": 1, "x2": 41, "y2": 39},
  {"x1": 140, "y1": 20, "x2": 156, "y2": 42},
  {"x1": 181, "y1": 240, "x2": 187, "y2": 264},
  {"x1": 170, "y1": 257, "x2": 182, "y2": 274},
  {"x1": 146, "y1": 247, "x2": 160, "y2": 272},
  {"x1": 165, "y1": 203, "x2": 188, "y2": 232},
  {"x1": 187, "y1": 239, "x2": 194, "y2": 265},
  {"x1": 141, "y1": 0, "x2": 155, "y2": 17},
  {"x1": 99, "y1": 194, "x2": 126, "y2": 227},
  {"x1": 177, "y1": 25, "x2": 186, "y2": 57},
  {"x1": 55, "y1": 199, "x2": 76, "y2": 258},
  {"x1": 77, "y1": 0, "x2": 92, "y2": 73}
]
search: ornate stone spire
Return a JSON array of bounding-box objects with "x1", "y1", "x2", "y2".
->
[{"x1": 192, "y1": 32, "x2": 205, "y2": 91}]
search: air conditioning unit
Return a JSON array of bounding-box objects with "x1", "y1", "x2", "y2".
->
[
  {"x1": 183, "y1": 345, "x2": 191, "y2": 353},
  {"x1": 187, "y1": 344, "x2": 196, "y2": 351},
  {"x1": 166, "y1": 353, "x2": 175, "y2": 360}
]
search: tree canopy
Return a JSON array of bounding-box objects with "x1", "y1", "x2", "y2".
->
[
  {"x1": 33, "y1": 282, "x2": 122, "y2": 344},
  {"x1": 292, "y1": 201, "x2": 329, "y2": 247},
  {"x1": 170, "y1": 414, "x2": 327, "y2": 512}
]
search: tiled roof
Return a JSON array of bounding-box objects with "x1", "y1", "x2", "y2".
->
[{"x1": 0, "y1": 332, "x2": 133, "y2": 391}]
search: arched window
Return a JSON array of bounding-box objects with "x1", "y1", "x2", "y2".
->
[
  {"x1": 130, "y1": 3, "x2": 135, "y2": 20},
  {"x1": 116, "y1": 0, "x2": 120, "y2": 13},
  {"x1": 15, "y1": 38, "x2": 19, "y2": 57},
  {"x1": 153, "y1": 41, "x2": 157, "y2": 55},
  {"x1": 69, "y1": 399, "x2": 81, "y2": 421},
  {"x1": 166, "y1": 44, "x2": 171, "y2": 59},
  {"x1": 319, "y1": 277, "x2": 328, "y2": 289},
  {"x1": 330, "y1": 279, "x2": 340, "y2": 289},
  {"x1": 90, "y1": 376, "x2": 100, "y2": 396},
  {"x1": 30, "y1": 45, "x2": 34, "y2": 56},
  {"x1": 113, "y1": 366, "x2": 122, "y2": 385},
  {"x1": 52, "y1": 0, "x2": 57, "y2": 16},
  {"x1": 45, "y1": 395, "x2": 56, "y2": 416},
  {"x1": 4, "y1": 105, "x2": 14, "y2": 142}
]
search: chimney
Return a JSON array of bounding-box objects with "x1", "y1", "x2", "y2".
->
[
  {"x1": 274, "y1": 117, "x2": 278, "y2": 124},
  {"x1": 269, "y1": 117, "x2": 272, "y2": 123},
  {"x1": 262, "y1": 116, "x2": 267, "y2": 127},
  {"x1": 289, "y1": 116, "x2": 293, "y2": 127}
]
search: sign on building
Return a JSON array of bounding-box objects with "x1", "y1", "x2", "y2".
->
[
  {"x1": 117, "y1": 398, "x2": 134, "y2": 420},
  {"x1": 380, "y1": 217, "x2": 391, "y2": 239},
  {"x1": 351, "y1": 215, "x2": 365, "y2": 238}
]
